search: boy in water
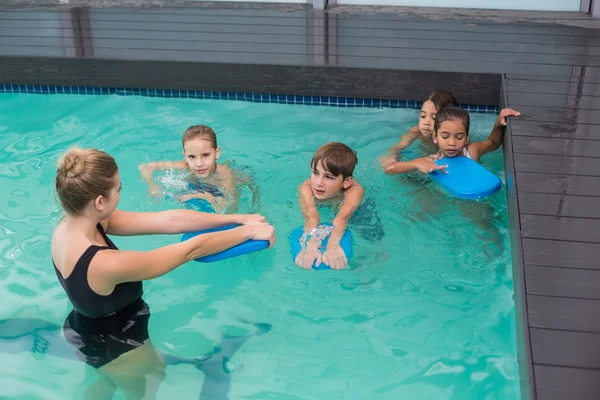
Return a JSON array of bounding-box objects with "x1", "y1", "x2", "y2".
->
[{"x1": 296, "y1": 142, "x2": 364, "y2": 270}]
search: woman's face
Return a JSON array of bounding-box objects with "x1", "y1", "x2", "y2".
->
[{"x1": 96, "y1": 172, "x2": 121, "y2": 218}]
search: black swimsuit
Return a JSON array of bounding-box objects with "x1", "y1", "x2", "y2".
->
[{"x1": 54, "y1": 223, "x2": 150, "y2": 368}]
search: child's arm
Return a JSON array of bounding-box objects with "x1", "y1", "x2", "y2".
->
[
  {"x1": 383, "y1": 157, "x2": 448, "y2": 175},
  {"x1": 295, "y1": 179, "x2": 323, "y2": 269},
  {"x1": 298, "y1": 179, "x2": 320, "y2": 231},
  {"x1": 139, "y1": 160, "x2": 188, "y2": 196},
  {"x1": 232, "y1": 167, "x2": 261, "y2": 213},
  {"x1": 179, "y1": 192, "x2": 226, "y2": 212},
  {"x1": 322, "y1": 182, "x2": 364, "y2": 270},
  {"x1": 247, "y1": 179, "x2": 261, "y2": 213},
  {"x1": 467, "y1": 108, "x2": 520, "y2": 161},
  {"x1": 379, "y1": 126, "x2": 420, "y2": 168}
]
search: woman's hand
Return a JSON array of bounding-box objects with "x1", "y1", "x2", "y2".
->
[
  {"x1": 238, "y1": 214, "x2": 267, "y2": 225},
  {"x1": 247, "y1": 222, "x2": 276, "y2": 248}
]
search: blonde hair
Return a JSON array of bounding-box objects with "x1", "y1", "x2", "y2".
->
[
  {"x1": 182, "y1": 125, "x2": 217, "y2": 149},
  {"x1": 55, "y1": 148, "x2": 118, "y2": 215}
]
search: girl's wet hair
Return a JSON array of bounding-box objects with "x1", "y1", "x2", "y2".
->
[
  {"x1": 426, "y1": 90, "x2": 458, "y2": 112},
  {"x1": 434, "y1": 106, "x2": 470, "y2": 135},
  {"x1": 182, "y1": 125, "x2": 217, "y2": 149},
  {"x1": 55, "y1": 148, "x2": 118, "y2": 215}
]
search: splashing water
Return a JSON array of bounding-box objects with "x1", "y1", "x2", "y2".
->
[{"x1": 299, "y1": 224, "x2": 336, "y2": 250}]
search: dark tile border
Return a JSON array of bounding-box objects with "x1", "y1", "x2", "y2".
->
[
  {"x1": 0, "y1": 58, "x2": 502, "y2": 107},
  {"x1": 0, "y1": 83, "x2": 498, "y2": 112}
]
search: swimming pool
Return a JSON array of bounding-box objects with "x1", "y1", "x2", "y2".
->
[{"x1": 0, "y1": 92, "x2": 519, "y2": 399}]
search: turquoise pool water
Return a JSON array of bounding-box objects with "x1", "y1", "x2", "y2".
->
[{"x1": 0, "y1": 93, "x2": 519, "y2": 399}]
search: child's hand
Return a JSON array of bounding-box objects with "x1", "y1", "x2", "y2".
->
[
  {"x1": 496, "y1": 108, "x2": 520, "y2": 126},
  {"x1": 295, "y1": 248, "x2": 323, "y2": 269},
  {"x1": 323, "y1": 244, "x2": 348, "y2": 270},
  {"x1": 413, "y1": 159, "x2": 448, "y2": 174},
  {"x1": 378, "y1": 154, "x2": 396, "y2": 169},
  {"x1": 239, "y1": 214, "x2": 267, "y2": 225},
  {"x1": 148, "y1": 184, "x2": 162, "y2": 197}
]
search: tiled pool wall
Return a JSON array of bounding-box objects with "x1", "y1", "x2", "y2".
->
[
  {"x1": 0, "y1": 83, "x2": 498, "y2": 112},
  {"x1": 0, "y1": 58, "x2": 502, "y2": 111}
]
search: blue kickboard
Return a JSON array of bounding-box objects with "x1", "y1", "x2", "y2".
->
[
  {"x1": 429, "y1": 156, "x2": 501, "y2": 199},
  {"x1": 289, "y1": 223, "x2": 353, "y2": 271},
  {"x1": 181, "y1": 224, "x2": 269, "y2": 263}
]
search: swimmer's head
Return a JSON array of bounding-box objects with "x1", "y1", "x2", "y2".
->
[
  {"x1": 56, "y1": 148, "x2": 121, "y2": 217},
  {"x1": 433, "y1": 106, "x2": 470, "y2": 158},
  {"x1": 182, "y1": 125, "x2": 220, "y2": 178},
  {"x1": 419, "y1": 91, "x2": 458, "y2": 137},
  {"x1": 310, "y1": 142, "x2": 357, "y2": 200}
]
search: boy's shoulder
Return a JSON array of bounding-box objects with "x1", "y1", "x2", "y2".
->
[
  {"x1": 348, "y1": 178, "x2": 362, "y2": 189},
  {"x1": 344, "y1": 179, "x2": 363, "y2": 197},
  {"x1": 216, "y1": 163, "x2": 234, "y2": 175},
  {"x1": 298, "y1": 178, "x2": 311, "y2": 193}
]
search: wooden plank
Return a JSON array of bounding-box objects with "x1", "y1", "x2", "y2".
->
[
  {"x1": 516, "y1": 172, "x2": 600, "y2": 196},
  {"x1": 531, "y1": 327, "x2": 600, "y2": 368},
  {"x1": 339, "y1": 46, "x2": 600, "y2": 67},
  {"x1": 20, "y1": 11, "x2": 597, "y2": 37},
  {"x1": 518, "y1": 192, "x2": 600, "y2": 218},
  {"x1": 514, "y1": 106, "x2": 600, "y2": 125},
  {"x1": 523, "y1": 238, "x2": 600, "y2": 270},
  {"x1": 507, "y1": 92, "x2": 600, "y2": 109},
  {"x1": 526, "y1": 265, "x2": 600, "y2": 299},
  {"x1": 521, "y1": 214, "x2": 600, "y2": 243},
  {"x1": 506, "y1": 79, "x2": 600, "y2": 96},
  {"x1": 512, "y1": 136, "x2": 600, "y2": 157},
  {"x1": 510, "y1": 119, "x2": 600, "y2": 140},
  {"x1": 535, "y1": 365, "x2": 600, "y2": 400},
  {"x1": 506, "y1": 73, "x2": 600, "y2": 83},
  {"x1": 528, "y1": 294, "x2": 600, "y2": 332},
  {"x1": 337, "y1": 37, "x2": 600, "y2": 56},
  {"x1": 514, "y1": 153, "x2": 600, "y2": 176},
  {"x1": 10, "y1": 29, "x2": 596, "y2": 68},
  {"x1": 338, "y1": 29, "x2": 600, "y2": 46},
  {"x1": 38, "y1": 24, "x2": 600, "y2": 47},
  {"x1": 0, "y1": 27, "x2": 309, "y2": 45},
  {"x1": 338, "y1": 56, "x2": 575, "y2": 75}
]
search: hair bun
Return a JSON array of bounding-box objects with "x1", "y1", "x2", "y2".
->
[{"x1": 59, "y1": 148, "x2": 86, "y2": 178}]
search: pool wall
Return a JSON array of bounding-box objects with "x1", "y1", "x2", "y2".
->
[{"x1": 0, "y1": 57, "x2": 500, "y2": 106}]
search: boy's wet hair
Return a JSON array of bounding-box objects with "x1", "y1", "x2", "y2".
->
[
  {"x1": 311, "y1": 142, "x2": 358, "y2": 180},
  {"x1": 434, "y1": 106, "x2": 470, "y2": 135},
  {"x1": 426, "y1": 90, "x2": 458, "y2": 112},
  {"x1": 182, "y1": 125, "x2": 217, "y2": 149}
]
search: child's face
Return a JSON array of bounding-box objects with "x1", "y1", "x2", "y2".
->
[
  {"x1": 418, "y1": 100, "x2": 437, "y2": 137},
  {"x1": 310, "y1": 160, "x2": 352, "y2": 200},
  {"x1": 433, "y1": 119, "x2": 468, "y2": 158},
  {"x1": 183, "y1": 138, "x2": 220, "y2": 178}
]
